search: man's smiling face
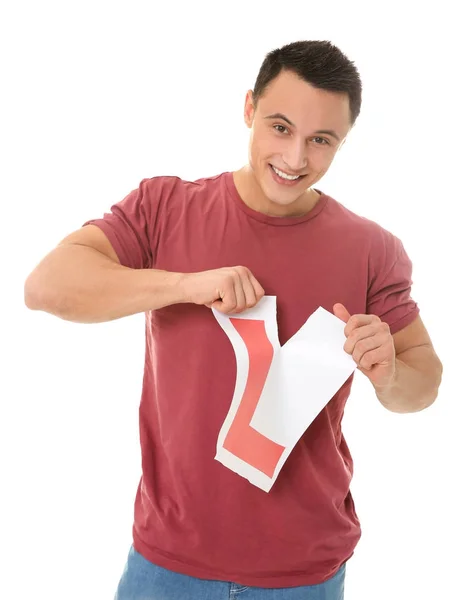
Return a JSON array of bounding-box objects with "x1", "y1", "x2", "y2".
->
[{"x1": 242, "y1": 69, "x2": 352, "y2": 216}]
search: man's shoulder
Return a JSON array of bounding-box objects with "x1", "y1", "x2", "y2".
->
[
  {"x1": 138, "y1": 171, "x2": 228, "y2": 210},
  {"x1": 322, "y1": 193, "x2": 403, "y2": 266},
  {"x1": 325, "y1": 192, "x2": 396, "y2": 240},
  {"x1": 143, "y1": 170, "x2": 227, "y2": 191}
]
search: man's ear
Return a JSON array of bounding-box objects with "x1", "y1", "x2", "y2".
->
[{"x1": 244, "y1": 90, "x2": 255, "y2": 128}]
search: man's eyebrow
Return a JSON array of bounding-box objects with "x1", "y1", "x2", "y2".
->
[{"x1": 264, "y1": 113, "x2": 341, "y2": 142}]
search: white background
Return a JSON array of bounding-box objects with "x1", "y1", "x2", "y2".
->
[{"x1": 1, "y1": 1, "x2": 467, "y2": 598}]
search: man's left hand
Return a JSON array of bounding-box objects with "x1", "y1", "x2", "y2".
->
[{"x1": 333, "y1": 303, "x2": 396, "y2": 389}]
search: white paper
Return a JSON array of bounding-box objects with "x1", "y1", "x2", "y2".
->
[{"x1": 212, "y1": 296, "x2": 356, "y2": 492}]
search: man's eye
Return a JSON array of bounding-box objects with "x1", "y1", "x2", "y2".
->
[
  {"x1": 273, "y1": 124, "x2": 288, "y2": 134},
  {"x1": 273, "y1": 126, "x2": 329, "y2": 146},
  {"x1": 312, "y1": 137, "x2": 329, "y2": 145}
]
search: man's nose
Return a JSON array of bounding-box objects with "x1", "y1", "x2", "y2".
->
[{"x1": 282, "y1": 141, "x2": 308, "y2": 173}]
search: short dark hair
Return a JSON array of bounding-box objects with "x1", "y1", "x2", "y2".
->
[{"x1": 252, "y1": 40, "x2": 362, "y2": 128}]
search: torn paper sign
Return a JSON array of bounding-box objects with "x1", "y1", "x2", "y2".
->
[{"x1": 212, "y1": 296, "x2": 356, "y2": 493}]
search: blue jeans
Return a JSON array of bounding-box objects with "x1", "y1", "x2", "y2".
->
[{"x1": 114, "y1": 545, "x2": 346, "y2": 599}]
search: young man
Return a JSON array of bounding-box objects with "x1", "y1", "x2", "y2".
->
[{"x1": 24, "y1": 40, "x2": 443, "y2": 599}]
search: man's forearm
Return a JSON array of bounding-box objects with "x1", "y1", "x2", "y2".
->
[
  {"x1": 24, "y1": 244, "x2": 186, "y2": 323},
  {"x1": 373, "y1": 346, "x2": 443, "y2": 413}
]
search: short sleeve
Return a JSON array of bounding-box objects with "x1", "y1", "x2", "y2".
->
[
  {"x1": 82, "y1": 178, "x2": 160, "y2": 269},
  {"x1": 367, "y1": 232, "x2": 420, "y2": 335}
]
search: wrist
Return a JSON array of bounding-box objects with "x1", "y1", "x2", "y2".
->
[
  {"x1": 146, "y1": 269, "x2": 188, "y2": 308},
  {"x1": 173, "y1": 271, "x2": 190, "y2": 304}
]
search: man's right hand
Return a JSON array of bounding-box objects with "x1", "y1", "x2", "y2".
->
[{"x1": 180, "y1": 266, "x2": 265, "y2": 314}]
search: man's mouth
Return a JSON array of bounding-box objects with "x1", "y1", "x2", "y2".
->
[{"x1": 269, "y1": 164, "x2": 306, "y2": 185}]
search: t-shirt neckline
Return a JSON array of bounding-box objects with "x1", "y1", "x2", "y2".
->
[{"x1": 224, "y1": 171, "x2": 329, "y2": 226}]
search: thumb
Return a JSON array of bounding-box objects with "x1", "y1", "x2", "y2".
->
[{"x1": 333, "y1": 303, "x2": 351, "y2": 323}]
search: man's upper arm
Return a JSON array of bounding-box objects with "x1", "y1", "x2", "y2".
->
[
  {"x1": 58, "y1": 225, "x2": 121, "y2": 264},
  {"x1": 81, "y1": 177, "x2": 162, "y2": 270}
]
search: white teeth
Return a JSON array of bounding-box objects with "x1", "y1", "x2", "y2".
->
[{"x1": 271, "y1": 165, "x2": 300, "y2": 180}]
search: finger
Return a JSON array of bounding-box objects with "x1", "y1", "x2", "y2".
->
[
  {"x1": 211, "y1": 299, "x2": 229, "y2": 313},
  {"x1": 344, "y1": 314, "x2": 378, "y2": 337},
  {"x1": 353, "y1": 331, "x2": 391, "y2": 365},
  {"x1": 212, "y1": 302, "x2": 239, "y2": 315},
  {"x1": 231, "y1": 272, "x2": 247, "y2": 312},
  {"x1": 344, "y1": 322, "x2": 381, "y2": 353},
  {"x1": 240, "y1": 272, "x2": 258, "y2": 308},
  {"x1": 358, "y1": 348, "x2": 389, "y2": 370},
  {"x1": 213, "y1": 288, "x2": 236, "y2": 314},
  {"x1": 352, "y1": 336, "x2": 380, "y2": 365},
  {"x1": 246, "y1": 271, "x2": 265, "y2": 302},
  {"x1": 219, "y1": 280, "x2": 240, "y2": 314},
  {"x1": 217, "y1": 275, "x2": 244, "y2": 314}
]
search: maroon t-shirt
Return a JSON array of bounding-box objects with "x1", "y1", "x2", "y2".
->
[{"x1": 83, "y1": 171, "x2": 419, "y2": 587}]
